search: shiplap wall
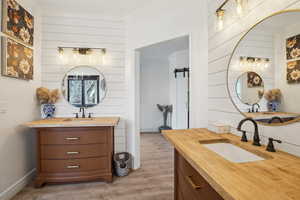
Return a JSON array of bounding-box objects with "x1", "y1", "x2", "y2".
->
[
  {"x1": 208, "y1": 0, "x2": 300, "y2": 156},
  {"x1": 41, "y1": 15, "x2": 127, "y2": 152}
]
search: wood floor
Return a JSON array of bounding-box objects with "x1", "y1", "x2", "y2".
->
[{"x1": 12, "y1": 133, "x2": 174, "y2": 200}]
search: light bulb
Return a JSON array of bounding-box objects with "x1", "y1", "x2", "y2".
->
[
  {"x1": 236, "y1": 0, "x2": 244, "y2": 17},
  {"x1": 216, "y1": 9, "x2": 225, "y2": 31}
]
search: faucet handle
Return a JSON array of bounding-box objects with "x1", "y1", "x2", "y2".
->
[
  {"x1": 240, "y1": 130, "x2": 248, "y2": 142},
  {"x1": 88, "y1": 113, "x2": 93, "y2": 118},
  {"x1": 266, "y1": 138, "x2": 282, "y2": 152},
  {"x1": 73, "y1": 113, "x2": 79, "y2": 118}
]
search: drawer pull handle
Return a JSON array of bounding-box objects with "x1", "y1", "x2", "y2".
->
[
  {"x1": 66, "y1": 151, "x2": 80, "y2": 155},
  {"x1": 185, "y1": 176, "x2": 202, "y2": 190},
  {"x1": 65, "y1": 137, "x2": 80, "y2": 141},
  {"x1": 67, "y1": 165, "x2": 80, "y2": 169}
]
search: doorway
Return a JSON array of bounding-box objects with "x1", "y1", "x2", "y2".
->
[{"x1": 138, "y1": 36, "x2": 190, "y2": 133}]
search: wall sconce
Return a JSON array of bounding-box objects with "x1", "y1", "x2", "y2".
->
[
  {"x1": 215, "y1": 0, "x2": 246, "y2": 30},
  {"x1": 216, "y1": 9, "x2": 225, "y2": 31},
  {"x1": 239, "y1": 56, "x2": 271, "y2": 71},
  {"x1": 57, "y1": 47, "x2": 106, "y2": 66}
]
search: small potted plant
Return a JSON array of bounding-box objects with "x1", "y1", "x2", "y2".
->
[
  {"x1": 36, "y1": 87, "x2": 60, "y2": 119},
  {"x1": 264, "y1": 89, "x2": 282, "y2": 112}
]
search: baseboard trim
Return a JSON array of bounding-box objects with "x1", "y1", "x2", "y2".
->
[{"x1": 0, "y1": 169, "x2": 36, "y2": 200}]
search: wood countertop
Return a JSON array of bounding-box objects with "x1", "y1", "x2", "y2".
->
[
  {"x1": 163, "y1": 128, "x2": 300, "y2": 200},
  {"x1": 24, "y1": 117, "x2": 120, "y2": 128}
]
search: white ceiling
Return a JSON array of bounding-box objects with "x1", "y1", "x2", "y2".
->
[
  {"x1": 40, "y1": 0, "x2": 152, "y2": 18},
  {"x1": 139, "y1": 36, "x2": 189, "y2": 60}
]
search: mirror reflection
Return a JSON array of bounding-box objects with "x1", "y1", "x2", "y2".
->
[
  {"x1": 62, "y1": 66, "x2": 107, "y2": 108},
  {"x1": 228, "y1": 11, "x2": 300, "y2": 125}
]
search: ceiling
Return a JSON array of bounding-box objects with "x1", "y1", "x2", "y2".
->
[
  {"x1": 40, "y1": 0, "x2": 152, "y2": 18},
  {"x1": 140, "y1": 36, "x2": 189, "y2": 60}
]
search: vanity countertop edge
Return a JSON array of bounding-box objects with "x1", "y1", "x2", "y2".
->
[
  {"x1": 24, "y1": 117, "x2": 120, "y2": 128},
  {"x1": 162, "y1": 128, "x2": 300, "y2": 200}
]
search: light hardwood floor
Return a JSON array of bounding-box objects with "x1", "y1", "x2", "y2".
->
[{"x1": 12, "y1": 133, "x2": 174, "y2": 200}]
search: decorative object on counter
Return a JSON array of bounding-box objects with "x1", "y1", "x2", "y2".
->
[
  {"x1": 264, "y1": 89, "x2": 282, "y2": 112},
  {"x1": 61, "y1": 66, "x2": 107, "y2": 108},
  {"x1": 2, "y1": 0, "x2": 34, "y2": 46},
  {"x1": 287, "y1": 60, "x2": 300, "y2": 84},
  {"x1": 1, "y1": 37, "x2": 34, "y2": 80},
  {"x1": 114, "y1": 152, "x2": 131, "y2": 177},
  {"x1": 157, "y1": 104, "x2": 173, "y2": 132},
  {"x1": 36, "y1": 87, "x2": 60, "y2": 119}
]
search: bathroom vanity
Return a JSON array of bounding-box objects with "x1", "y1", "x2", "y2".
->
[
  {"x1": 24, "y1": 117, "x2": 119, "y2": 187},
  {"x1": 163, "y1": 129, "x2": 300, "y2": 200}
]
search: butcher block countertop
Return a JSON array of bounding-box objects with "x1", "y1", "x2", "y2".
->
[
  {"x1": 24, "y1": 117, "x2": 120, "y2": 128},
  {"x1": 163, "y1": 128, "x2": 300, "y2": 200}
]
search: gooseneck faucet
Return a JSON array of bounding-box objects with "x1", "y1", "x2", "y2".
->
[
  {"x1": 251, "y1": 103, "x2": 260, "y2": 113},
  {"x1": 237, "y1": 117, "x2": 261, "y2": 146}
]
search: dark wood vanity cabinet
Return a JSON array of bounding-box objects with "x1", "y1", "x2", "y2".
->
[
  {"x1": 175, "y1": 150, "x2": 224, "y2": 200},
  {"x1": 35, "y1": 127, "x2": 114, "y2": 187}
]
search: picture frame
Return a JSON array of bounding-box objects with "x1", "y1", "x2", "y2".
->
[{"x1": 1, "y1": 37, "x2": 34, "y2": 80}]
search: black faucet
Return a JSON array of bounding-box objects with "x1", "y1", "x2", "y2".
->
[
  {"x1": 237, "y1": 117, "x2": 261, "y2": 146},
  {"x1": 251, "y1": 103, "x2": 260, "y2": 113},
  {"x1": 268, "y1": 116, "x2": 283, "y2": 124},
  {"x1": 79, "y1": 107, "x2": 86, "y2": 118}
]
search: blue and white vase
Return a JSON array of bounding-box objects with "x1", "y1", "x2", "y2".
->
[
  {"x1": 41, "y1": 104, "x2": 56, "y2": 119},
  {"x1": 267, "y1": 101, "x2": 280, "y2": 112}
]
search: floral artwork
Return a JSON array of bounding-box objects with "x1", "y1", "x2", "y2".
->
[
  {"x1": 286, "y1": 35, "x2": 300, "y2": 60},
  {"x1": 2, "y1": 0, "x2": 34, "y2": 46},
  {"x1": 1, "y1": 37, "x2": 33, "y2": 80},
  {"x1": 287, "y1": 60, "x2": 300, "y2": 84},
  {"x1": 247, "y1": 72, "x2": 263, "y2": 88}
]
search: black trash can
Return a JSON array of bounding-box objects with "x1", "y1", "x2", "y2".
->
[{"x1": 114, "y1": 152, "x2": 131, "y2": 177}]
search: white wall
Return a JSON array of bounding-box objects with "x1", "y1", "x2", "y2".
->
[
  {"x1": 0, "y1": 0, "x2": 42, "y2": 199},
  {"x1": 169, "y1": 50, "x2": 189, "y2": 129},
  {"x1": 41, "y1": 15, "x2": 127, "y2": 153},
  {"x1": 208, "y1": 0, "x2": 300, "y2": 156},
  {"x1": 125, "y1": 0, "x2": 208, "y2": 169},
  {"x1": 140, "y1": 57, "x2": 170, "y2": 132},
  {"x1": 274, "y1": 22, "x2": 300, "y2": 113}
]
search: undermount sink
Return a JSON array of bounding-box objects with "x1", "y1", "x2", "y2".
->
[
  {"x1": 200, "y1": 139, "x2": 268, "y2": 163},
  {"x1": 63, "y1": 118, "x2": 95, "y2": 122}
]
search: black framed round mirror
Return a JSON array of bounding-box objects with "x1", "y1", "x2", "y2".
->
[{"x1": 61, "y1": 66, "x2": 107, "y2": 108}]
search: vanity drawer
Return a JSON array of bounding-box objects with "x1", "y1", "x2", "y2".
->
[
  {"x1": 40, "y1": 144, "x2": 108, "y2": 159},
  {"x1": 39, "y1": 127, "x2": 109, "y2": 145},
  {"x1": 176, "y1": 151, "x2": 223, "y2": 200},
  {"x1": 41, "y1": 157, "x2": 109, "y2": 173}
]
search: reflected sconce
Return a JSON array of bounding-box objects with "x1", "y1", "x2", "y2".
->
[
  {"x1": 215, "y1": 0, "x2": 246, "y2": 31},
  {"x1": 57, "y1": 47, "x2": 106, "y2": 66},
  {"x1": 239, "y1": 56, "x2": 271, "y2": 71}
]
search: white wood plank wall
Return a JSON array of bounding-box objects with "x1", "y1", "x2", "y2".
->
[
  {"x1": 40, "y1": 15, "x2": 127, "y2": 153},
  {"x1": 208, "y1": 0, "x2": 300, "y2": 156}
]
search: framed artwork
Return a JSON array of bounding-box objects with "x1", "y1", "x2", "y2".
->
[
  {"x1": 247, "y1": 72, "x2": 263, "y2": 88},
  {"x1": 1, "y1": 37, "x2": 33, "y2": 80},
  {"x1": 2, "y1": 0, "x2": 34, "y2": 46},
  {"x1": 286, "y1": 34, "x2": 300, "y2": 60},
  {"x1": 287, "y1": 60, "x2": 300, "y2": 84}
]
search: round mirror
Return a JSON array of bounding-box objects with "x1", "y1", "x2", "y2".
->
[
  {"x1": 62, "y1": 66, "x2": 107, "y2": 108},
  {"x1": 236, "y1": 71, "x2": 264, "y2": 105},
  {"x1": 228, "y1": 10, "x2": 300, "y2": 125}
]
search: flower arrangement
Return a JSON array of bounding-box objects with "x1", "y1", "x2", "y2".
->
[
  {"x1": 264, "y1": 89, "x2": 282, "y2": 112},
  {"x1": 264, "y1": 89, "x2": 282, "y2": 102},
  {"x1": 36, "y1": 87, "x2": 60, "y2": 119}
]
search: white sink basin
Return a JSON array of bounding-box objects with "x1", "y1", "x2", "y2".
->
[
  {"x1": 203, "y1": 143, "x2": 265, "y2": 163},
  {"x1": 63, "y1": 118, "x2": 95, "y2": 122}
]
